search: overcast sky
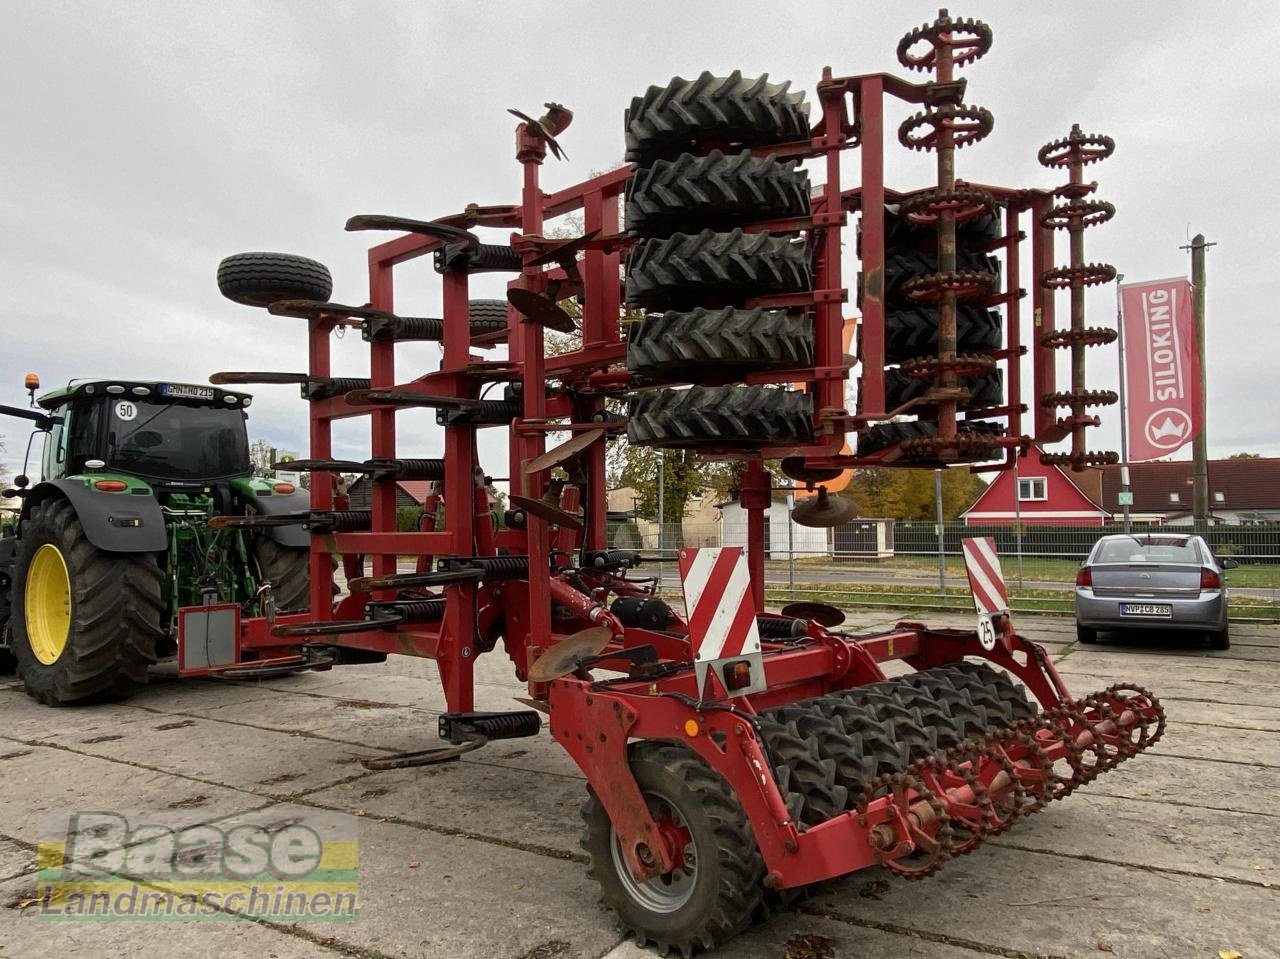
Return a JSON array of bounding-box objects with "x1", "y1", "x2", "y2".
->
[{"x1": 2, "y1": 1, "x2": 1278, "y2": 486}]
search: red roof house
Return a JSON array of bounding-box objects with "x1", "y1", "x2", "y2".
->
[{"x1": 961, "y1": 456, "x2": 1108, "y2": 527}]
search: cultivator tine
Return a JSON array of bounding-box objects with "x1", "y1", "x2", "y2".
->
[
  {"x1": 779, "y1": 601, "x2": 845, "y2": 627},
  {"x1": 209, "y1": 512, "x2": 311, "y2": 530},
  {"x1": 344, "y1": 389, "x2": 483, "y2": 410},
  {"x1": 521, "y1": 428, "x2": 604, "y2": 476},
  {"x1": 508, "y1": 494, "x2": 583, "y2": 531},
  {"x1": 506, "y1": 288, "x2": 577, "y2": 333},
  {"x1": 508, "y1": 102, "x2": 573, "y2": 161},
  {"x1": 345, "y1": 214, "x2": 480, "y2": 248},
  {"x1": 525, "y1": 229, "x2": 600, "y2": 274},
  {"x1": 274, "y1": 458, "x2": 368, "y2": 473},
  {"x1": 347, "y1": 567, "x2": 484, "y2": 592},
  {"x1": 209, "y1": 371, "x2": 308, "y2": 385}
]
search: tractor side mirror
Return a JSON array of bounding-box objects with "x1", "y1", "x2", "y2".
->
[
  {"x1": 1221, "y1": 558, "x2": 1240, "y2": 570},
  {"x1": 13, "y1": 475, "x2": 29, "y2": 489}
]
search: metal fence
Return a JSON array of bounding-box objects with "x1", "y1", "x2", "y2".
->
[{"x1": 610, "y1": 519, "x2": 1280, "y2": 622}]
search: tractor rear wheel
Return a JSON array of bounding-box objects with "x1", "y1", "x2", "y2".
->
[
  {"x1": 625, "y1": 71, "x2": 810, "y2": 164},
  {"x1": 582, "y1": 743, "x2": 764, "y2": 956},
  {"x1": 251, "y1": 538, "x2": 311, "y2": 613},
  {"x1": 628, "y1": 385, "x2": 812, "y2": 449},
  {"x1": 11, "y1": 498, "x2": 162, "y2": 706},
  {"x1": 626, "y1": 229, "x2": 810, "y2": 311},
  {"x1": 625, "y1": 150, "x2": 810, "y2": 237},
  {"x1": 217, "y1": 252, "x2": 334, "y2": 307},
  {"x1": 627, "y1": 308, "x2": 813, "y2": 382}
]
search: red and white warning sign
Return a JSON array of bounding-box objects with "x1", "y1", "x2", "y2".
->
[
  {"x1": 962, "y1": 537, "x2": 1009, "y2": 651},
  {"x1": 678, "y1": 547, "x2": 765, "y2": 697}
]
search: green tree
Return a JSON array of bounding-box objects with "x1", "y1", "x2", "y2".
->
[
  {"x1": 1228, "y1": 452, "x2": 1261, "y2": 459},
  {"x1": 846, "y1": 466, "x2": 985, "y2": 521}
]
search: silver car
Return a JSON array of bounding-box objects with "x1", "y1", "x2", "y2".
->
[{"x1": 1074, "y1": 533, "x2": 1236, "y2": 650}]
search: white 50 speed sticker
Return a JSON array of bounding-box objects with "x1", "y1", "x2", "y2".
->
[{"x1": 114, "y1": 400, "x2": 138, "y2": 421}]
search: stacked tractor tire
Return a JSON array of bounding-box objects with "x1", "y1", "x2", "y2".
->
[{"x1": 623, "y1": 72, "x2": 815, "y2": 450}]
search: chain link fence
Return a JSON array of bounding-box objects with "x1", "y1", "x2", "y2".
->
[{"x1": 608, "y1": 518, "x2": 1280, "y2": 622}]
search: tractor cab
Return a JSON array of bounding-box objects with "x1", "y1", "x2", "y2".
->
[{"x1": 31, "y1": 379, "x2": 253, "y2": 487}]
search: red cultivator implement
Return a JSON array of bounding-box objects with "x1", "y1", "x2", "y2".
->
[{"x1": 211, "y1": 9, "x2": 1160, "y2": 954}]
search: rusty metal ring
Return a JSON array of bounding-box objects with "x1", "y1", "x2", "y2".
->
[
  {"x1": 1039, "y1": 450, "x2": 1121, "y2": 468},
  {"x1": 1040, "y1": 388, "x2": 1119, "y2": 409},
  {"x1": 1039, "y1": 199, "x2": 1116, "y2": 231},
  {"x1": 1040, "y1": 327, "x2": 1119, "y2": 350},
  {"x1": 899, "y1": 185, "x2": 998, "y2": 227},
  {"x1": 897, "y1": 13, "x2": 993, "y2": 72},
  {"x1": 900, "y1": 353, "x2": 999, "y2": 380},
  {"x1": 898, "y1": 104, "x2": 995, "y2": 152},
  {"x1": 901, "y1": 269, "x2": 998, "y2": 304},
  {"x1": 1040, "y1": 262, "x2": 1118, "y2": 290},
  {"x1": 1038, "y1": 129, "x2": 1116, "y2": 168}
]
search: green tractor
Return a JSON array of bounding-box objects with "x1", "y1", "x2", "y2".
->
[{"x1": 0, "y1": 375, "x2": 317, "y2": 705}]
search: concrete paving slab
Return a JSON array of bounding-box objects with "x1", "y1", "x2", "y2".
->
[
  {"x1": 809, "y1": 843, "x2": 1280, "y2": 959},
  {"x1": 5, "y1": 714, "x2": 389, "y2": 800},
  {"x1": 304, "y1": 757, "x2": 588, "y2": 857},
  {"x1": 1139, "y1": 697, "x2": 1280, "y2": 731},
  {"x1": 0, "y1": 743, "x2": 267, "y2": 849},
  {"x1": 1055, "y1": 669, "x2": 1280, "y2": 708},
  {"x1": 1062, "y1": 649, "x2": 1280, "y2": 683},
  {"x1": 208, "y1": 805, "x2": 623, "y2": 959},
  {"x1": 0, "y1": 870, "x2": 338, "y2": 958},
  {"x1": 0, "y1": 837, "x2": 33, "y2": 883},
  {"x1": 1093, "y1": 752, "x2": 1278, "y2": 819},
  {"x1": 1148, "y1": 720, "x2": 1280, "y2": 767},
  {"x1": 988, "y1": 790, "x2": 1278, "y2": 884}
]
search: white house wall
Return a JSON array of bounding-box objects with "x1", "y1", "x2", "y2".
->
[{"x1": 720, "y1": 499, "x2": 831, "y2": 557}]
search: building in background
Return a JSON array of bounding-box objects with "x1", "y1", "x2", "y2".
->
[{"x1": 961, "y1": 458, "x2": 1108, "y2": 527}]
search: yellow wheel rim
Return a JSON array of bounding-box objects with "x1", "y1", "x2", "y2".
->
[{"x1": 26, "y1": 544, "x2": 71, "y2": 665}]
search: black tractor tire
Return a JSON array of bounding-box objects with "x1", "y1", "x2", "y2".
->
[
  {"x1": 217, "y1": 252, "x2": 334, "y2": 308},
  {"x1": 581, "y1": 742, "x2": 764, "y2": 955},
  {"x1": 625, "y1": 150, "x2": 811, "y2": 237},
  {"x1": 876, "y1": 205, "x2": 1003, "y2": 252},
  {"x1": 251, "y1": 538, "x2": 311, "y2": 613},
  {"x1": 879, "y1": 368, "x2": 1004, "y2": 411},
  {"x1": 862, "y1": 306, "x2": 1002, "y2": 364},
  {"x1": 627, "y1": 308, "x2": 813, "y2": 382},
  {"x1": 467, "y1": 299, "x2": 509, "y2": 335},
  {"x1": 628, "y1": 386, "x2": 812, "y2": 449},
  {"x1": 878, "y1": 250, "x2": 1001, "y2": 309},
  {"x1": 626, "y1": 229, "x2": 810, "y2": 311},
  {"x1": 11, "y1": 498, "x2": 163, "y2": 706},
  {"x1": 856, "y1": 420, "x2": 1004, "y2": 465},
  {"x1": 625, "y1": 71, "x2": 810, "y2": 165}
]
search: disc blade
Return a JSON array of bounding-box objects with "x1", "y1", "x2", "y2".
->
[
  {"x1": 780, "y1": 601, "x2": 846, "y2": 628},
  {"x1": 527, "y1": 627, "x2": 611, "y2": 682},
  {"x1": 509, "y1": 494, "x2": 583, "y2": 531},
  {"x1": 791, "y1": 494, "x2": 858, "y2": 528},
  {"x1": 523, "y1": 428, "x2": 604, "y2": 476},
  {"x1": 507, "y1": 288, "x2": 577, "y2": 333}
]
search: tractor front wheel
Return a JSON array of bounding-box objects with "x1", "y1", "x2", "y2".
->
[
  {"x1": 251, "y1": 538, "x2": 311, "y2": 613},
  {"x1": 582, "y1": 743, "x2": 764, "y2": 956},
  {"x1": 11, "y1": 499, "x2": 163, "y2": 706}
]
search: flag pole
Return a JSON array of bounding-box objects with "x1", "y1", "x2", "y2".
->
[{"x1": 1115, "y1": 274, "x2": 1131, "y2": 533}]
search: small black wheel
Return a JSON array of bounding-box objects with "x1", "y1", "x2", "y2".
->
[
  {"x1": 467, "y1": 299, "x2": 509, "y2": 335},
  {"x1": 581, "y1": 743, "x2": 764, "y2": 955},
  {"x1": 11, "y1": 498, "x2": 163, "y2": 705},
  {"x1": 1076, "y1": 623, "x2": 1099, "y2": 644},
  {"x1": 217, "y1": 252, "x2": 333, "y2": 307},
  {"x1": 251, "y1": 538, "x2": 311, "y2": 613},
  {"x1": 628, "y1": 385, "x2": 812, "y2": 449},
  {"x1": 625, "y1": 150, "x2": 810, "y2": 237},
  {"x1": 625, "y1": 71, "x2": 810, "y2": 165},
  {"x1": 1207, "y1": 623, "x2": 1229, "y2": 651},
  {"x1": 627, "y1": 308, "x2": 813, "y2": 383}
]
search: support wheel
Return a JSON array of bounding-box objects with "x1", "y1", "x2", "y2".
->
[
  {"x1": 581, "y1": 743, "x2": 764, "y2": 956},
  {"x1": 1076, "y1": 623, "x2": 1099, "y2": 645},
  {"x1": 12, "y1": 499, "x2": 163, "y2": 705},
  {"x1": 217, "y1": 252, "x2": 333, "y2": 307},
  {"x1": 251, "y1": 538, "x2": 311, "y2": 613}
]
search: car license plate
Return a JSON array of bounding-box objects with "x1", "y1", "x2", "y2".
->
[{"x1": 1120, "y1": 603, "x2": 1172, "y2": 617}]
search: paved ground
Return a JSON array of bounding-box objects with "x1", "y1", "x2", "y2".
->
[{"x1": 2, "y1": 611, "x2": 1278, "y2": 959}]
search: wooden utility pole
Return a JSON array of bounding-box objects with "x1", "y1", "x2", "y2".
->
[{"x1": 1182, "y1": 234, "x2": 1215, "y2": 527}]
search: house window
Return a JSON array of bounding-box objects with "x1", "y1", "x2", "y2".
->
[
  {"x1": 1214, "y1": 491, "x2": 1225, "y2": 503},
  {"x1": 1169, "y1": 492, "x2": 1180, "y2": 503},
  {"x1": 1017, "y1": 477, "x2": 1047, "y2": 502}
]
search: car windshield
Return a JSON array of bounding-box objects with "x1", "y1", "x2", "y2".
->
[
  {"x1": 1095, "y1": 537, "x2": 1201, "y2": 565},
  {"x1": 108, "y1": 399, "x2": 250, "y2": 480}
]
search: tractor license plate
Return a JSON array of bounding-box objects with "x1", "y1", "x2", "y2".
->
[
  {"x1": 1121, "y1": 603, "x2": 1172, "y2": 617},
  {"x1": 161, "y1": 383, "x2": 215, "y2": 399}
]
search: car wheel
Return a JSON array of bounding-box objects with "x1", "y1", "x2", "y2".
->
[
  {"x1": 1207, "y1": 623, "x2": 1230, "y2": 651},
  {"x1": 1076, "y1": 624, "x2": 1098, "y2": 644}
]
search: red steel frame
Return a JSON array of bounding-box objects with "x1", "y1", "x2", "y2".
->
[{"x1": 225, "y1": 63, "x2": 1140, "y2": 890}]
